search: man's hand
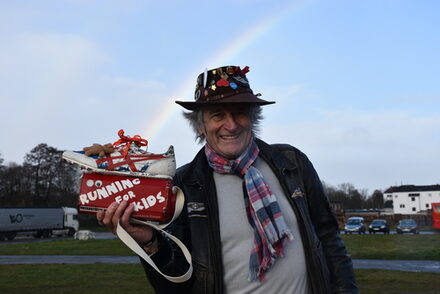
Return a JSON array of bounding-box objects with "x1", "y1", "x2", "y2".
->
[
  {"x1": 96, "y1": 201, "x2": 157, "y2": 252},
  {"x1": 83, "y1": 143, "x2": 114, "y2": 157}
]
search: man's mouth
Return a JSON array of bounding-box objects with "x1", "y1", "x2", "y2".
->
[{"x1": 220, "y1": 134, "x2": 239, "y2": 140}]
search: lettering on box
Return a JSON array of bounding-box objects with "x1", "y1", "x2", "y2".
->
[
  {"x1": 78, "y1": 173, "x2": 175, "y2": 222},
  {"x1": 79, "y1": 178, "x2": 141, "y2": 205}
]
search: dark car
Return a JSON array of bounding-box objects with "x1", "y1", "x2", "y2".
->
[
  {"x1": 396, "y1": 219, "x2": 419, "y2": 234},
  {"x1": 368, "y1": 219, "x2": 390, "y2": 234}
]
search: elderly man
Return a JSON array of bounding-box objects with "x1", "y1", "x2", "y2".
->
[{"x1": 97, "y1": 66, "x2": 359, "y2": 294}]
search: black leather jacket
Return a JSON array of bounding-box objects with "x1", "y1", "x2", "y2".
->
[{"x1": 141, "y1": 139, "x2": 359, "y2": 294}]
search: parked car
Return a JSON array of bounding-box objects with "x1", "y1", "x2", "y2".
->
[
  {"x1": 368, "y1": 219, "x2": 390, "y2": 234},
  {"x1": 344, "y1": 217, "x2": 366, "y2": 234},
  {"x1": 396, "y1": 219, "x2": 419, "y2": 234}
]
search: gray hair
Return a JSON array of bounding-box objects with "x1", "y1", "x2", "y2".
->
[{"x1": 183, "y1": 105, "x2": 263, "y2": 143}]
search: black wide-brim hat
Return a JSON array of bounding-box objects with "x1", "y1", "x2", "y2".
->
[{"x1": 175, "y1": 65, "x2": 275, "y2": 110}]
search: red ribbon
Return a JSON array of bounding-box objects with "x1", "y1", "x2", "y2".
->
[{"x1": 113, "y1": 129, "x2": 148, "y2": 158}]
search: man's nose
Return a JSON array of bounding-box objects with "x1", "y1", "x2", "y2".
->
[{"x1": 223, "y1": 114, "x2": 239, "y2": 130}]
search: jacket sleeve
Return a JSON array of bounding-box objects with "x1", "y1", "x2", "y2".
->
[
  {"x1": 139, "y1": 167, "x2": 194, "y2": 294},
  {"x1": 296, "y1": 150, "x2": 359, "y2": 294}
]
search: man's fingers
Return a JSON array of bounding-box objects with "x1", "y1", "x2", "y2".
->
[
  {"x1": 102, "y1": 202, "x2": 119, "y2": 227},
  {"x1": 96, "y1": 210, "x2": 105, "y2": 225},
  {"x1": 120, "y1": 202, "x2": 135, "y2": 227},
  {"x1": 111, "y1": 201, "x2": 128, "y2": 232}
]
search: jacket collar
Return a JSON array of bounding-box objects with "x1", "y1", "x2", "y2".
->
[
  {"x1": 255, "y1": 138, "x2": 298, "y2": 172},
  {"x1": 180, "y1": 146, "x2": 213, "y2": 187}
]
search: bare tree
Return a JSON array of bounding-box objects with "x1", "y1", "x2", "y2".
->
[
  {"x1": 323, "y1": 182, "x2": 379, "y2": 210},
  {"x1": 23, "y1": 144, "x2": 79, "y2": 207},
  {"x1": 0, "y1": 162, "x2": 32, "y2": 206},
  {"x1": 371, "y1": 190, "x2": 384, "y2": 209}
]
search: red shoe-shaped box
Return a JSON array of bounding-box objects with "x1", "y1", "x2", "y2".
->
[{"x1": 78, "y1": 173, "x2": 176, "y2": 223}]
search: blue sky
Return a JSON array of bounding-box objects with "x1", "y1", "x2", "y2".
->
[{"x1": 1, "y1": 0, "x2": 439, "y2": 194}]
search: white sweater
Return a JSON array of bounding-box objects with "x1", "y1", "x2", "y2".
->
[{"x1": 214, "y1": 157, "x2": 311, "y2": 294}]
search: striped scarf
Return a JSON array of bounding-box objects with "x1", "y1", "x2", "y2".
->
[{"x1": 205, "y1": 140, "x2": 293, "y2": 281}]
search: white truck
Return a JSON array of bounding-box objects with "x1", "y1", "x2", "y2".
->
[{"x1": 0, "y1": 207, "x2": 79, "y2": 241}]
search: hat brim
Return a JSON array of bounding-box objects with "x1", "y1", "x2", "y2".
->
[{"x1": 175, "y1": 92, "x2": 275, "y2": 111}]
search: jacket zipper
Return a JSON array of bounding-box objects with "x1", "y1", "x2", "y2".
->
[
  {"x1": 198, "y1": 178, "x2": 224, "y2": 294},
  {"x1": 275, "y1": 166, "x2": 321, "y2": 294}
]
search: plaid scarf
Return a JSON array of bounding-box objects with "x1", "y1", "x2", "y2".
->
[{"x1": 205, "y1": 140, "x2": 293, "y2": 281}]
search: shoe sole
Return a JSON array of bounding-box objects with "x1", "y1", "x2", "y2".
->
[{"x1": 62, "y1": 152, "x2": 175, "y2": 180}]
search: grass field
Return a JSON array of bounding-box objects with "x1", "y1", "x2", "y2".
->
[
  {"x1": 0, "y1": 265, "x2": 439, "y2": 294},
  {"x1": 0, "y1": 234, "x2": 439, "y2": 293},
  {"x1": 0, "y1": 264, "x2": 152, "y2": 294},
  {"x1": 1, "y1": 234, "x2": 439, "y2": 260},
  {"x1": 343, "y1": 234, "x2": 440, "y2": 260},
  {"x1": 0, "y1": 238, "x2": 133, "y2": 256}
]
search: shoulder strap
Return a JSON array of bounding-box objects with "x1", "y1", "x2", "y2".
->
[{"x1": 116, "y1": 187, "x2": 193, "y2": 283}]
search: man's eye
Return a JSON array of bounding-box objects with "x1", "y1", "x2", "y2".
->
[
  {"x1": 211, "y1": 113, "x2": 224, "y2": 120},
  {"x1": 234, "y1": 112, "x2": 247, "y2": 118}
]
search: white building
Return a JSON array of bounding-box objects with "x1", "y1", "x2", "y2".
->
[{"x1": 384, "y1": 185, "x2": 440, "y2": 214}]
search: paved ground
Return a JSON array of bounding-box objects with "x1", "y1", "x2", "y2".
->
[
  {"x1": 340, "y1": 231, "x2": 439, "y2": 235},
  {"x1": 0, "y1": 232, "x2": 117, "y2": 245},
  {"x1": 352, "y1": 259, "x2": 440, "y2": 273},
  {"x1": 2, "y1": 232, "x2": 440, "y2": 273},
  {"x1": 0, "y1": 255, "x2": 439, "y2": 273}
]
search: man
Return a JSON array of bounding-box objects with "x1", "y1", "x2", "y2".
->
[{"x1": 97, "y1": 65, "x2": 359, "y2": 293}]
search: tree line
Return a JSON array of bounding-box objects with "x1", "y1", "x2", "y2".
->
[
  {"x1": 323, "y1": 182, "x2": 385, "y2": 210},
  {"x1": 0, "y1": 144, "x2": 384, "y2": 210},
  {"x1": 0, "y1": 144, "x2": 79, "y2": 208}
]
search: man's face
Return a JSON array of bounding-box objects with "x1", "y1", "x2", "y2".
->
[{"x1": 201, "y1": 105, "x2": 252, "y2": 159}]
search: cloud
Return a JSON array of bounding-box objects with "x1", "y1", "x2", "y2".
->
[
  {"x1": 262, "y1": 109, "x2": 440, "y2": 192},
  {"x1": 0, "y1": 32, "x2": 109, "y2": 119},
  {"x1": 0, "y1": 32, "x2": 167, "y2": 163}
]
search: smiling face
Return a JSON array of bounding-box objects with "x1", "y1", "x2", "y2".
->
[{"x1": 200, "y1": 105, "x2": 253, "y2": 159}]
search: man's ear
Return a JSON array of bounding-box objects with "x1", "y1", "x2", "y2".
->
[
  {"x1": 198, "y1": 127, "x2": 206, "y2": 138},
  {"x1": 196, "y1": 128, "x2": 206, "y2": 142}
]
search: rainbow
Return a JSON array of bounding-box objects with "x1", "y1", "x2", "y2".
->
[{"x1": 142, "y1": 0, "x2": 303, "y2": 140}]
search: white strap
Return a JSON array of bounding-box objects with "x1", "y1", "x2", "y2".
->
[{"x1": 116, "y1": 186, "x2": 193, "y2": 283}]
